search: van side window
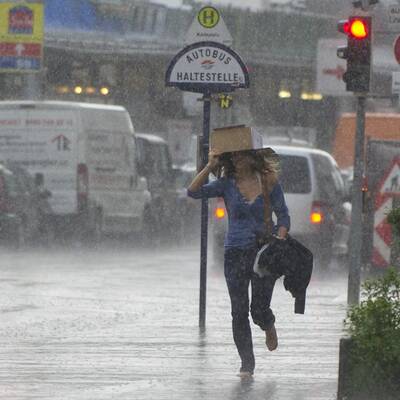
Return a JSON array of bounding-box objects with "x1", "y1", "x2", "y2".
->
[
  {"x1": 278, "y1": 155, "x2": 311, "y2": 194},
  {"x1": 312, "y1": 154, "x2": 343, "y2": 203},
  {"x1": 3, "y1": 171, "x2": 18, "y2": 195}
]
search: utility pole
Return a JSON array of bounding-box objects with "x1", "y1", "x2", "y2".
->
[
  {"x1": 347, "y1": 95, "x2": 366, "y2": 305},
  {"x1": 199, "y1": 92, "x2": 211, "y2": 330}
]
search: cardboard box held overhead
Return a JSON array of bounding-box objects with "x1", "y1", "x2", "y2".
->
[{"x1": 210, "y1": 125, "x2": 263, "y2": 154}]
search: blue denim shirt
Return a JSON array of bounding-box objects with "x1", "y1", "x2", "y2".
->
[{"x1": 187, "y1": 177, "x2": 290, "y2": 248}]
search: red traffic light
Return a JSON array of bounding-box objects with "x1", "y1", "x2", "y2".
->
[
  {"x1": 349, "y1": 19, "x2": 368, "y2": 39},
  {"x1": 338, "y1": 17, "x2": 370, "y2": 40}
]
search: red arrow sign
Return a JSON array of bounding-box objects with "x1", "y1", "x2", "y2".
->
[
  {"x1": 322, "y1": 65, "x2": 345, "y2": 80},
  {"x1": 0, "y1": 42, "x2": 41, "y2": 57}
]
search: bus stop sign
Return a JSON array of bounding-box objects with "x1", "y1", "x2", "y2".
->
[{"x1": 165, "y1": 41, "x2": 249, "y2": 94}]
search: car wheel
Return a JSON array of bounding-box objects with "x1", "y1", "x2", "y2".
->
[
  {"x1": 315, "y1": 242, "x2": 333, "y2": 271},
  {"x1": 92, "y1": 211, "x2": 103, "y2": 244},
  {"x1": 41, "y1": 223, "x2": 56, "y2": 248},
  {"x1": 141, "y1": 206, "x2": 157, "y2": 246},
  {"x1": 8, "y1": 220, "x2": 27, "y2": 249},
  {"x1": 87, "y1": 210, "x2": 103, "y2": 247}
]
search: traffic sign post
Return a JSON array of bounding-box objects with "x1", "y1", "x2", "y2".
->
[
  {"x1": 0, "y1": 2, "x2": 44, "y2": 73},
  {"x1": 336, "y1": 14, "x2": 373, "y2": 305},
  {"x1": 166, "y1": 9, "x2": 249, "y2": 329},
  {"x1": 347, "y1": 95, "x2": 367, "y2": 306}
]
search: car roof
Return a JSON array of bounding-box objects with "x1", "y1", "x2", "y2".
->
[
  {"x1": 177, "y1": 163, "x2": 196, "y2": 173},
  {"x1": 135, "y1": 132, "x2": 167, "y2": 145},
  {"x1": 268, "y1": 144, "x2": 334, "y2": 159}
]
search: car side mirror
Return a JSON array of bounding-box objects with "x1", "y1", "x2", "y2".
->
[{"x1": 34, "y1": 172, "x2": 44, "y2": 187}]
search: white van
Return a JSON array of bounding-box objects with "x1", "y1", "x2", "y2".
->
[{"x1": 0, "y1": 101, "x2": 150, "y2": 239}]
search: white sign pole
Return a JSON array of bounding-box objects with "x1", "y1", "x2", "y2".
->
[{"x1": 166, "y1": 8, "x2": 249, "y2": 330}]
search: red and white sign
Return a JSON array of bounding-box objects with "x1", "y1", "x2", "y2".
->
[
  {"x1": 378, "y1": 157, "x2": 400, "y2": 195},
  {"x1": 316, "y1": 39, "x2": 351, "y2": 97},
  {"x1": 373, "y1": 195, "x2": 393, "y2": 267},
  {"x1": 0, "y1": 42, "x2": 41, "y2": 57},
  {"x1": 372, "y1": 157, "x2": 400, "y2": 267}
]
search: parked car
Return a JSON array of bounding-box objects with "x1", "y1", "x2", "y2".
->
[
  {"x1": 135, "y1": 133, "x2": 182, "y2": 242},
  {"x1": 0, "y1": 101, "x2": 151, "y2": 242},
  {"x1": 211, "y1": 145, "x2": 351, "y2": 269},
  {"x1": 0, "y1": 163, "x2": 52, "y2": 248}
]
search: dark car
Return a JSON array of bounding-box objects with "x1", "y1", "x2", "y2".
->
[
  {"x1": 134, "y1": 133, "x2": 182, "y2": 242},
  {"x1": 174, "y1": 163, "x2": 201, "y2": 243},
  {"x1": 0, "y1": 163, "x2": 52, "y2": 248}
]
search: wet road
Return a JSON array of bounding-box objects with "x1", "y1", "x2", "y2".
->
[{"x1": 0, "y1": 244, "x2": 348, "y2": 400}]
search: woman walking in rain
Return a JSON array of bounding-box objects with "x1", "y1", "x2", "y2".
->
[{"x1": 187, "y1": 147, "x2": 290, "y2": 379}]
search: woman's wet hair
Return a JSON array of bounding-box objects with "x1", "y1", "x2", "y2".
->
[{"x1": 215, "y1": 149, "x2": 279, "y2": 179}]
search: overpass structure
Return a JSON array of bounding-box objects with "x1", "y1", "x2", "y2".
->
[{"x1": 1, "y1": 0, "x2": 397, "y2": 153}]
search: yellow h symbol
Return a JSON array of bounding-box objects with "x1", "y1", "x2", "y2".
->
[{"x1": 198, "y1": 7, "x2": 219, "y2": 29}]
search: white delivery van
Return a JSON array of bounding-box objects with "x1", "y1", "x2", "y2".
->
[{"x1": 0, "y1": 101, "x2": 150, "y2": 238}]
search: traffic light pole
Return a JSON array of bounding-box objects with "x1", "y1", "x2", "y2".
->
[{"x1": 347, "y1": 95, "x2": 366, "y2": 305}]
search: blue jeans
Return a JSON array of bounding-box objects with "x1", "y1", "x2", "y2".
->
[{"x1": 224, "y1": 245, "x2": 278, "y2": 374}]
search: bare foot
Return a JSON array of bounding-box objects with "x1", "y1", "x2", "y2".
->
[{"x1": 237, "y1": 371, "x2": 253, "y2": 379}]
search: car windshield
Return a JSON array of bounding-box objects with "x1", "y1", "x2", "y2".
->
[{"x1": 278, "y1": 154, "x2": 311, "y2": 194}]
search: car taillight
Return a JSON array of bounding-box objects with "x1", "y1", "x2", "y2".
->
[
  {"x1": 0, "y1": 174, "x2": 7, "y2": 212},
  {"x1": 214, "y1": 198, "x2": 226, "y2": 220},
  {"x1": 310, "y1": 201, "x2": 324, "y2": 224},
  {"x1": 77, "y1": 163, "x2": 88, "y2": 211}
]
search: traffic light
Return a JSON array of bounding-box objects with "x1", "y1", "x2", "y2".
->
[{"x1": 337, "y1": 16, "x2": 372, "y2": 92}]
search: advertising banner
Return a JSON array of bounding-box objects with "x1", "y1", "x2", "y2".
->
[{"x1": 0, "y1": 2, "x2": 44, "y2": 72}]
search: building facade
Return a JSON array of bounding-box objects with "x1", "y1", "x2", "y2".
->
[{"x1": 0, "y1": 0, "x2": 396, "y2": 162}]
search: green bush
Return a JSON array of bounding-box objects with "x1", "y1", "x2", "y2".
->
[
  {"x1": 388, "y1": 207, "x2": 400, "y2": 268},
  {"x1": 345, "y1": 268, "x2": 400, "y2": 399},
  {"x1": 387, "y1": 207, "x2": 400, "y2": 238}
]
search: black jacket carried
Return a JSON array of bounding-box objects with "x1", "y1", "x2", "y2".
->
[{"x1": 254, "y1": 235, "x2": 313, "y2": 314}]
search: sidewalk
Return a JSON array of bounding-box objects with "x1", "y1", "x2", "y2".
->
[{"x1": 0, "y1": 246, "x2": 348, "y2": 400}]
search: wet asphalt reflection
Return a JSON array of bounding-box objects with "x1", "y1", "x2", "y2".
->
[{"x1": 0, "y1": 242, "x2": 347, "y2": 399}]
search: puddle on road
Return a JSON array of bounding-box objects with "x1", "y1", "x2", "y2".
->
[{"x1": 1, "y1": 304, "x2": 38, "y2": 314}]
